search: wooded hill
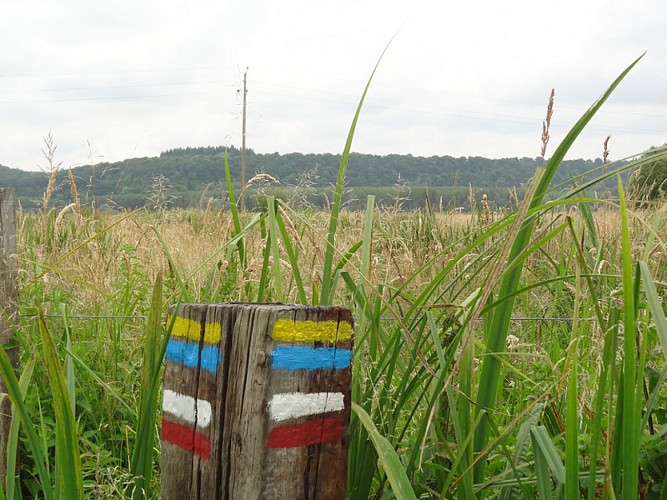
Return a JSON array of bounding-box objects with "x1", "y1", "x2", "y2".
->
[{"x1": 0, "y1": 146, "x2": 619, "y2": 210}]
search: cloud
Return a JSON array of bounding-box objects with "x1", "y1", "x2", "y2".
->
[{"x1": 1, "y1": 0, "x2": 665, "y2": 170}]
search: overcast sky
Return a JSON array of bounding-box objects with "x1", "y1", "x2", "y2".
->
[{"x1": 1, "y1": 0, "x2": 666, "y2": 172}]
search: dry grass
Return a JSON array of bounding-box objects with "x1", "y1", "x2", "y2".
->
[
  {"x1": 11, "y1": 200, "x2": 667, "y2": 498},
  {"x1": 17, "y1": 205, "x2": 666, "y2": 315}
]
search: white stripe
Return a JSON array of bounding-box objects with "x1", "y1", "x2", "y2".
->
[
  {"x1": 162, "y1": 389, "x2": 212, "y2": 429},
  {"x1": 268, "y1": 392, "x2": 345, "y2": 422}
]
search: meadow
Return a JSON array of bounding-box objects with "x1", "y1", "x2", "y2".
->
[
  {"x1": 8, "y1": 181, "x2": 667, "y2": 499},
  {"x1": 1, "y1": 54, "x2": 667, "y2": 499}
]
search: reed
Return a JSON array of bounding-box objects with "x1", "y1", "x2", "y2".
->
[{"x1": 1, "y1": 52, "x2": 667, "y2": 498}]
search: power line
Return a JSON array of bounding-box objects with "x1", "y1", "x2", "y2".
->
[
  {"x1": 0, "y1": 65, "x2": 239, "y2": 80},
  {"x1": 0, "y1": 80, "x2": 232, "y2": 94},
  {"x1": 0, "y1": 89, "x2": 231, "y2": 105}
]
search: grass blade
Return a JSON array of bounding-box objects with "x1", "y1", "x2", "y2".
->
[
  {"x1": 531, "y1": 427, "x2": 555, "y2": 500},
  {"x1": 351, "y1": 402, "x2": 418, "y2": 500},
  {"x1": 37, "y1": 308, "x2": 84, "y2": 500},
  {"x1": 587, "y1": 308, "x2": 620, "y2": 500},
  {"x1": 445, "y1": 385, "x2": 475, "y2": 499},
  {"x1": 531, "y1": 426, "x2": 565, "y2": 488},
  {"x1": 128, "y1": 271, "x2": 168, "y2": 499},
  {"x1": 62, "y1": 346, "x2": 136, "y2": 416},
  {"x1": 60, "y1": 304, "x2": 76, "y2": 416},
  {"x1": 224, "y1": 148, "x2": 246, "y2": 268},
  {"x1": 255, "y1": 218, "x2": 271, "y2": 302},
  {"x1": 618, "y1": 176, "x2": 640, "y2": 499},
  {"x1": 0, "y1": 348, "x2": 53, "y2": 500},
  {"x1": 149, "y1": 225, "x2": 185, "y2": 296},
  {"x1": 499, "y1": 402, "x2": 545, "y2": 500},
  {"x1": 266, "y1": 197, "x2": 284, "y2": 302},
  {"x1": 320, "y1": 39, "x2": 393, "y2": 304},
  {"x1": 5, "y1": 356, "x2": 36, "y2": 500},
  {"x1": 565, "y1": 261, "x2": 581, "y2": 499},
  {"x1": 274, "y1": 201, "x2": 307, "y2": 303},
  {"x1": 473, "y1": 53, "x2": 644, "y2": 484},
  {"x1": 638, "y1": 261, "x2": 667, "y2": 363},
  {"x1": 642, "y1": 199, "x2": 667, "y2": 262}
]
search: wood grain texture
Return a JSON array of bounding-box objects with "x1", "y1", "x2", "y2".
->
[
  {"x1": 0, "y1": 189, "x2": 18, "y2": 485},
  {"x1": 161, "y1": 304, "x2": 209, "y2": 499},
  {"x1": 161, "y1": 303, "x2": 353, "y2": 500}
]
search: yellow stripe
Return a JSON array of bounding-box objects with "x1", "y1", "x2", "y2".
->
[
  {"x1": 272, "y1": 319, "x2": 353, "y2": 343},
  {"x1": 203, "y1": 322, "x2": 221, "y2": 344},
  {"x1": 171, "y1": 317, "x2": 196, "y2": 340},
  {"x1": 170, "y1": 316, "x2": 221, "y2": 344}
]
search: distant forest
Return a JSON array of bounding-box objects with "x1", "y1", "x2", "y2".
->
[{"x1": 0, "y1": 146, "x2": 623, "y2": 211}]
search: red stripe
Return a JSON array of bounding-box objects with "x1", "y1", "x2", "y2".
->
[
  {"x1": 267, "y1": 416, "x2": 343, "y2": 448},
  {"x1": 162, "y1": 419, "x2": 211, "y2": 460}
]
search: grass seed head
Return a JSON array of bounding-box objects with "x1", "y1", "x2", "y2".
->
[
  {"x1": 603, "y1": 135, "x2": 611, "y2": 173},
  {"x1": 68, "y1": 168, "x2": 80, "y2": 212},
  {"x1": 540, "y1": 88, "x2": 556, "y2": 161},
  {"x1": 481, "y1": 194, "x2": 490, "y2": 224}
]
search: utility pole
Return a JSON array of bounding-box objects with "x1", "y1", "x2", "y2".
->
[{"x1": 240, "y1": 68, "x2": 248, "y2": 211}]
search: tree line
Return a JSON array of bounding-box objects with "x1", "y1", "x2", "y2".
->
[{"x1": 0, "y1": 145, "x2": 659, "y2": 211}]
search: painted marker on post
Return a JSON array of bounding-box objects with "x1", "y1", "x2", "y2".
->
[
  {"x1": 162, "y1": 389, "x2": 212, "y2": 429},
  {"x1": 267, "y1": 417, "x2": 344, "y2": 448},
  {"x1": 268, "y1": 392, "x2": 345, "y2": 421},
  {"x1": 272, "y1": 319, "x2": 353, "y2": 343},
  {"x1": 270, "y1": 345, "x2": 351, "y2": 370}
]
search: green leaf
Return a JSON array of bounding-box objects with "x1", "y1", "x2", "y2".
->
[
  {"x1": 531, "y1": 426, "x2": 565, "y2": 486},
  {"x1": 618, "y1": 176, "x2": 640, "y2": 500},
  {"x1": 473, "y1": 53, "x2": 645, "y2": 484},
  {"x1": 320, "y1": 38, "x2": 394, "y2": 304},
  {"x1": 639, "y1": 261, "x2": 667, "y2": 364},
  {"x1": 128, "y1": 272, "x2": 168, "y2": 499},
  {"x1": 274, "y1": 201, "x2": 307, "y2": 303},
  {"x1": 266, "y1": 197, "x2": 284, "y2": 302},
  {"x1": 352, "y1": 403, "x2": 418, "y2": 500},
  {"x1": 565, "y1": 262, "x2": 582, "y2": 499},
  {"x1": 531, "y1": 426, "x2": 556, "y2": 500},
  {"x1": 37, "y1": 308, "x2": 84, "y2": 499},
  {"x1": 499, "y1": 403, "x2": 544, "y2": 500},
  {"x1": 5, "y1": 356, "x2": 36, "y2": 500},
  {"x1": 60, "y1": 304, "x2": 75, "y2": 416},
  {"x1": 587, "y1": 308, "x2": 619, "y2": 500},
  {"x1": 224, "y1": 148, "x2": 246, "y2": 268}
]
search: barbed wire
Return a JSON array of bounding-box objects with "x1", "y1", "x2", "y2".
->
[
  {"x1": 18, "y1": 313, "x2": 598, "y2": 322},
  {"x1": 20, "y1": 313, "x2": 150, "y2": 320}
]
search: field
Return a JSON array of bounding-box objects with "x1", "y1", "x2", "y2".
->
[
  {"x1": 4, "y1": 184, "x2": 666, "y2": 498},
  {"x1": 2, "y1": 57, "x2": 667, "y2": 499}
]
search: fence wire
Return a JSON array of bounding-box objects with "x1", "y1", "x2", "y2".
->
[{"x1": 19, "y1": 313, "x2": 599, "y2": 322}]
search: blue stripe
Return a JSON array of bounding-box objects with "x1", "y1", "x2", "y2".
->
[
  {"x1": 166, "y1": 339, "x2": 221, "y2": 374},
  {"x1": 271, "y1": 345, "x2": 351, "y2": 370}
]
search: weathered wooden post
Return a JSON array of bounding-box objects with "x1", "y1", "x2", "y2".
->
[
  {"x1": 161, "y1": 303, "x2": 354, "y2": 500},
  {"x1": 0, "y1": 188, "x2": 18, "y2": 485}
]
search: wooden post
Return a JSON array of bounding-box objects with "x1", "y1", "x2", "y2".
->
[
  {"x1": 0, "y1": 189, "x2": 18, "y2": 485},
  {"x1": 161, "y1": 303, "x2": 353, "y2": 500}
]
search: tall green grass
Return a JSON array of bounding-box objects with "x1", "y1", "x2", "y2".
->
[
  {"x1": 2, "y1": 49, "x2": 667, "y2": 499},
  {"x1": 0, "y1": 269, "x2": 171, "y2": 498},
  {"x1": 334, "y1": 51, "x2": 667, "y2": 498},
  {"x1": 473, "y1": 55, "x2": 643, "y2": 485},
  {"x1": 0, "y1": 307, "x2": 83, "y2": 500}
]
